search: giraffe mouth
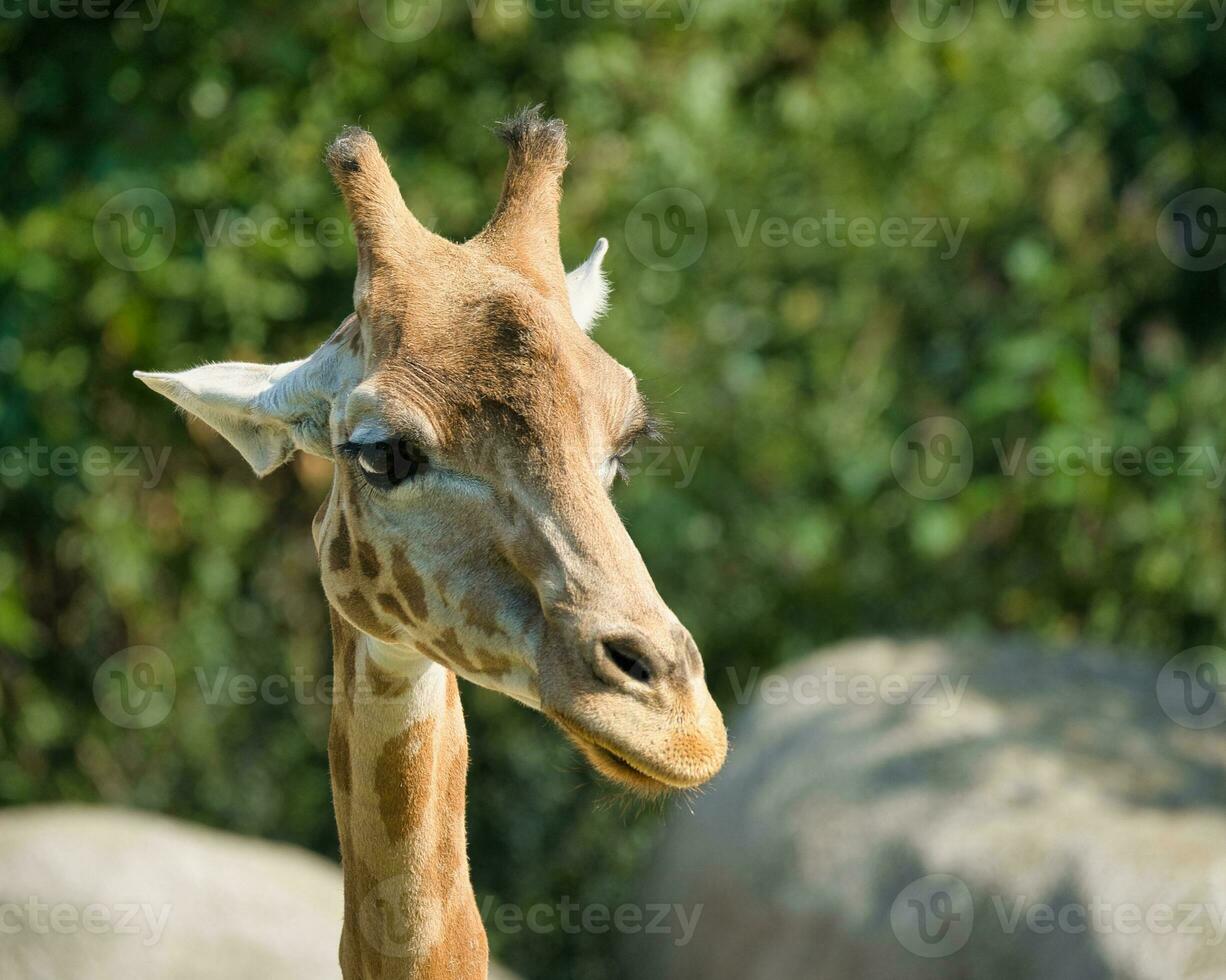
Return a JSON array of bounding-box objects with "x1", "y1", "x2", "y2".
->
[{"x1": 550, "y1": 716, "x2": 687, "y2": 796}]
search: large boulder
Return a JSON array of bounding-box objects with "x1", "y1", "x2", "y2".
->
[
  {"x1": 0, "y1": 804, "x2": 518, "y2": 980},
  {"x1": 632, "y1": 637, "x2": 1226, "y2": 979}
]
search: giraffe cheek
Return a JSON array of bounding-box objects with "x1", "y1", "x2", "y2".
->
[
  {"x1": 376, "y1": 591, "x2": 413, "y2": 626},
  {"x1": 391, "y1": 548, "x2": 430, "y2": 623},
  {"x1": 328, "y1": 511, "x2": 354, "y2": 573}
]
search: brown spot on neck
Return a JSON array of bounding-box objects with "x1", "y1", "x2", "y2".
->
[
  {"x1": 374, "y1": 719, "x2": 434, "y2": 843},
  {"x1": 330, "y1": 724, "x2": 352, "y2": 796}
]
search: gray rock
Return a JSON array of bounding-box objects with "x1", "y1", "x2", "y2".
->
[{"x1": 632, "y1": 637, "x2": 1226, "y2": 980}]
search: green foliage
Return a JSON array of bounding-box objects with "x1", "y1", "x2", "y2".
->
[{"x1": 2, "y1": 3, "x2": 1225, "y2": 977}]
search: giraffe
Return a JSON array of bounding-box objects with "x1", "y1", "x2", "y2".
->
[{"x1": 134, "y1": 107, "x2": 727, "y2": 979}]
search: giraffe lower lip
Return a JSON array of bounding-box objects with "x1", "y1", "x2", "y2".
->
[{"x1": 550, "y1": 716, "x2": 691, "y2": 794}]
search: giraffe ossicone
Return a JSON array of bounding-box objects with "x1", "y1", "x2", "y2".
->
[{"x1": 136, "y1": 106, "x2": 726, "y2": 979}]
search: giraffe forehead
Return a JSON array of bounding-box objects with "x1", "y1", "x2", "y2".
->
[
  {"x1": 334, "y1": 274, "x2": 633, "y2": 444},
  {"x1": 359, "y1": 330, "x2": 639, "y2": 467}
]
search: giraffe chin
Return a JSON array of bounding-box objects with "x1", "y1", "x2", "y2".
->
[{"x1": 553, "y1": 719, "x2": 684, "y2": 797}]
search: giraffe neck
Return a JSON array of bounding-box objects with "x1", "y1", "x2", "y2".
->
[{"x1": 328, "y1": 609, "x2": 488, "y2": 979}]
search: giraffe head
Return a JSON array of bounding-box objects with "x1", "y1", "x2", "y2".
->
[{"x1": 136, "y1": 109, "x2": 727, "y2": 795}]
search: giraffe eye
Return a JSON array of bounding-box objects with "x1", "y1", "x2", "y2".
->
[{"x1": 339, "y1": 439, "x2": 428, "y2": 490}]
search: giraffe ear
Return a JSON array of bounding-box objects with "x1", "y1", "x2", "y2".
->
[
  {"x1": 566, "y1": 238, "x2": 609, "y2": 332},
  {"x1": 134, "y1": 355, "x2": 336, "y2": 477}
]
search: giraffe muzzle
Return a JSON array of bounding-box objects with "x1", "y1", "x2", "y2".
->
[{"x1": 537, "y1": 624, "x2": 728, "y2": 795}]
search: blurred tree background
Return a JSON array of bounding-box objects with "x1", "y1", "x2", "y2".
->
[{"x1": 2, "y1": 2, "x2": 1225, "y2": 977}]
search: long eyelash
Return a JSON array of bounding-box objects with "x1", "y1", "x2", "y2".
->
[
  {"x1": 335, "y1": 444, "x2": 382, "y2": 498},
  {"x1": 354, "y1": 479, "x2": 382, "y2": 502},
  {"x1": 336, "y1": 439, "x2": 427, "y2": 496},
  {"x1": 611, "y1": 406, "x2": 667, "y2": 486},
  {"x1": 618, "y1": 415, "x2": 664, "y2": 457},
  {"x1": 334, "y1": 442, "x2": 386, "y2": 500},
  {"x1": 636, "y1": 395, "x2": 668, "y2": 443}
]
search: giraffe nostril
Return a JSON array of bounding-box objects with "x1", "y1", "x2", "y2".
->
[{"x1": 602, "y1": 641, "x2": 653, "y2": 685}]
